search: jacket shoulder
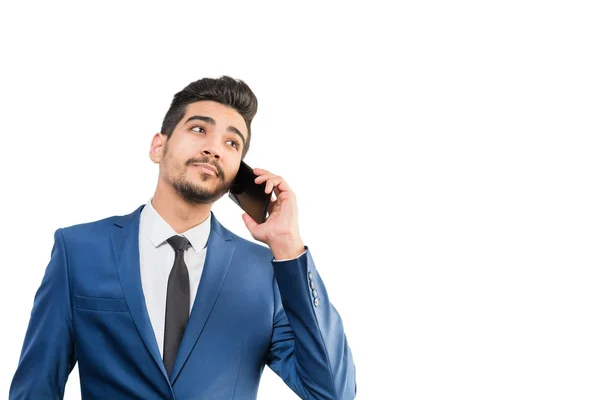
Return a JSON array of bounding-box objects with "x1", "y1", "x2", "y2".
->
[{"x1": 58, "y1": 205, "x2": 143, "y2": 240}]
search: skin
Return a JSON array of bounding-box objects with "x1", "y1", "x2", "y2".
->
[{"x1": 149, "y1": 100, "x2": 305, "y2": 260}]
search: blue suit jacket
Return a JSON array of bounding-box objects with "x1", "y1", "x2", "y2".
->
[{"x1": 10, "y1": 205, "x2": 356, "y2": 399}]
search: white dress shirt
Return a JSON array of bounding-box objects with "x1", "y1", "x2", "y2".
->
[{"x1": 138, "y1": 198, "x2": 211, "y2": 357}]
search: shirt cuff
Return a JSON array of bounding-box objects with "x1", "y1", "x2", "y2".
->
[{"x1": 272, "y1": 247, "x2": 308, "y2": 262}]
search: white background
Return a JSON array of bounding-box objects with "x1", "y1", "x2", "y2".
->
[{"x1": 1, "y1": 1, "x2": 599, "y2": 399}]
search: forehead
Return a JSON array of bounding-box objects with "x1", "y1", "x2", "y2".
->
[{"x1": 182, "y1": 101, "x2": 247, "y2": 135}]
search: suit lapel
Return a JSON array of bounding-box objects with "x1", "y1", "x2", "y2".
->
[
  {"x1": 170, "y1": 213, "x2": 236, "y2": 382},
  {"x1": 111, "y1": 205, "x2": 170, "y2": 383}
]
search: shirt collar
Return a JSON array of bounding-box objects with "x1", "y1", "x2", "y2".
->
[{"x1": 140, "y1": 197, "x2": 211, "y2": 254}]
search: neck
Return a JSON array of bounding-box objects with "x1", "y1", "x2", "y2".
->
[{"x1": 151, "y1": 180, "x2": 212, "y2": 234}]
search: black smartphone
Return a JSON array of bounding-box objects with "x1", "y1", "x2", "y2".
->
[{"x1": 228, "y1": 161, "x2": 272, "y2": 223}]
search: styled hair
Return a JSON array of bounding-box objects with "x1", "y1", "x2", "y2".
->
[{"x1": 161, "y1": 76, "x2": 258, "y2": 157}]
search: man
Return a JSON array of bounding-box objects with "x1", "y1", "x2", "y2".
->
[{"x1": 10, "y1": 76, "x2": 356, "y2": 399}]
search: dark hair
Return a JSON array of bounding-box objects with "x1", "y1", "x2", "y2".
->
[{"x1": 161, "y1": 76, "x2": 258, "y2": 157}]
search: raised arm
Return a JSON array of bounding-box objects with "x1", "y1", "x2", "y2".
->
[
  {"x1": 269, "y1": 249, "x2": 356, "y2": 399},
  {"x1": 241, "y1": 168, "x2": 356, "y2": 399}
]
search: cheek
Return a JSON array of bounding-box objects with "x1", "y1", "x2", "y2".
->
[
  {"x1": 165, "y1": 143, "x2": 190, "y2": 163},
  {"x1": 224, "y1": 162, "x2": 241, "y2": 182},
  {"x1": 162, "y1": 151, "x2": 188, "y2": 176}
]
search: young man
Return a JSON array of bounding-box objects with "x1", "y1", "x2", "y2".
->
[{"x1": 10, "y1": 76, "x2": 356, "y2": 399}]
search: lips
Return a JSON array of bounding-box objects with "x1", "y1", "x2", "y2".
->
[{"x1": 192, "y1": 163, "x2": 218, "y2": 176}]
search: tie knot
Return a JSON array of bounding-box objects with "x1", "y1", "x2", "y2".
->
[{"x1": 166, "y1": 235, "x2": 191, "y2": 252}]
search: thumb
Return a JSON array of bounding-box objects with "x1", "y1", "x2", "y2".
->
[{"x1": 241, "y1": 213, "x2": 258, "y2": 231}]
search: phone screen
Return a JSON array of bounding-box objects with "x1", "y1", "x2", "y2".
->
[{"x1": 228, "y1": 161, "x2": 271, "y2": 223}]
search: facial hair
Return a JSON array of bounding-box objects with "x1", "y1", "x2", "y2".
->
[{"x1": 163, "y1": 143, "x2": 230, "y2": 205}]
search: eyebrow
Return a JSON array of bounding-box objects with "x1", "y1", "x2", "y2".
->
[{"x1": 185, "y1": 115, "x2": 246, "y2": 147}]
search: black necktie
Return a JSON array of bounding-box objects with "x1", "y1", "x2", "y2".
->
[{"x1": 163, "y1": 235, "x2": 191, "y2": 376}]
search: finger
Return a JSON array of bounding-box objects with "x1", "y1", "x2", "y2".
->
[
  {"x1": 258, "y1": 175, "x2": 275, "y2": 193},
  {"x1": 274, "y1": 185, "x2": 295, "y2": 200},
  {"x1": 266, "y1": 177, "x2": 283, "y2": 194},
  {"x1": 266, "y1": 179, "x2": 273, "y2": 194},
  {"x1": 254, "y1": 173, "x2": 274, "y2": 184},
  {"x1": 273, "y1": 188, "x2": 292, "y2": 201},
  {"x1": 241, "y1": 213, "x2": 259, "y2": 230},
  {"x1": 272, "y1": 177, "x2": 292, "y2": 195},
  {"x1": 253, "y1": 168, "x2": 271, "y2": 179}
]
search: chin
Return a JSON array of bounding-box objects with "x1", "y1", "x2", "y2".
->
[{"x1": 194, "y1": 179, "x2": 229, "y2": 195}]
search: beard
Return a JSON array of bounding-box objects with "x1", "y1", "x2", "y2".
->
[
  {"x1": 173, "y1": 172, "x2": 230, "y2": 205},
  {"x1": 163, "y1": 144, "x2": 231, "y2": 205}
]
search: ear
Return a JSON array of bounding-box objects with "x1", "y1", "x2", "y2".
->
[{"x1": 149, "y1": 132, "x2": 166, "y2": 163}]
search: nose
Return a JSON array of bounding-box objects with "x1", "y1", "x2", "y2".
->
[
  {"x1": 201, "y1": 148, "x2": 220, "y2": 159},
  {"x1": 200, "y1": 138, "x2": 221, "y2": 159}
]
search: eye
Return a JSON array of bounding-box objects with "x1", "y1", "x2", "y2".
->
[
  {"x1": 191, "y1": 126, "x2": 205, "y2": 134},
  {"x1": 226, "y1": 139, "x2": 240, "y2": 150}
]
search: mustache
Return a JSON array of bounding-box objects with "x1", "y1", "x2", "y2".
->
[{"x1": 186, "y1": 157, "x2": 225, "y2": 178}]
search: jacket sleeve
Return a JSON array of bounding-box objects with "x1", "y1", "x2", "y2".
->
[
  {"x1": 267, "y1": 247, "x2": 356, "y2": 400},
  {"x1": 10, "y1": 228, "x2": 77, "y2": 399}
]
